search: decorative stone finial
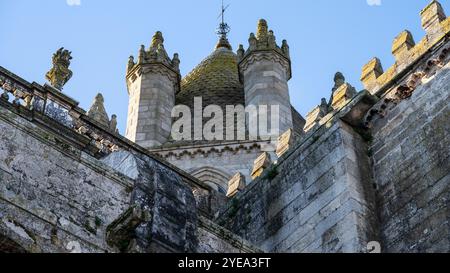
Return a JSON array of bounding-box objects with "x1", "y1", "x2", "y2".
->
[
  {"x1": 45, "y1": 47, "x2": 73, "y2": 90},
  {"x1": 87, "y1": 93, "x2": 110, "y2": 128},
  {"x1": 248, "y1": 33, "x2": 257, "y2": 50},
  {"x1": 240, "y1": 19, "x2": 290, "y2": 63},
  {"x1": 268, "y1": 30, "x2": 276, "y2": 48},
  {"x1": 281, "y1": 40, "x2": 290, "y2": 59},
  {"x1": 109, "y1": 114, "x2": 119, "y2": 133},
  {"x1": 333, "y1": 72, "x2": 346, "y2": 91},
  {"x1": 156, "y1": 43, "x2": 169, "y2": 61},
  {"x1": 127, "y1": 32, "x2": 179, "y2": 76},
  {"x1": 127, "y1": 56, "x2": 135, "y2": 73},
  {"x1": 330, "y1": 72, "x2": 357, "y2": 110},
  {"x1": 172, "y1": 53, "x2": 180, "y2": 72},
  {"x1": 256, "y1": 19, "x2": 269, "y2": 40},
  {"x1": 138, "y1": 45, "x2": 146, "y2": 64},
  {"x1": 237, "y1": 44, "x2": 245, "y2": 61},
  {"x1": 151, "y1": 31, "x2": 164, "y2": 50}
]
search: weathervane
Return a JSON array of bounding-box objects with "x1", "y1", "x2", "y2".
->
[{"x1": 216, "y1": 0, "x2": 230, "y2": 37}]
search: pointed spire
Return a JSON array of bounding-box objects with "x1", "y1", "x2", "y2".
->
[{"x1": 87, "y1": 93, "x2": 110, "y2": 127}]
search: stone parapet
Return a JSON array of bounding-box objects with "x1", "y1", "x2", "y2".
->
[{"x1": 361, "y1": 1, "x2": 450, "y2": 96}]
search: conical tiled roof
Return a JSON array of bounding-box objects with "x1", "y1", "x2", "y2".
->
[{"x1": 176, "y1": 44, "x2": 244, "y2": 108}]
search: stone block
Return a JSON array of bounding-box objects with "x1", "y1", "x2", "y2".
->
[
  {"x1": 421, "y1": 1, "x2": 446, "y2": 38},
  {"x1": 330, "y1": 83, "x2": 357, "y2": 110},
  {"x1": 251, "y1": 152, "x2": 272, "y2": 180},
  {"x1": 226, "y1": 173, "x2": 246, "y2": 198},
  {"x1": 276, "y1": 129, "x2": 295, "y2": 158}
]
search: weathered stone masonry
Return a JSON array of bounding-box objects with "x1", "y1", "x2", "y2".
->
[
  {"x1": 217, "y1": 1, "x2": 450, "y2": 253},
  {"x1": 218, "y1": 96, "x2": 379, "y2": 252},
  {"x1": 0, "y1": 1, "x2": 449, "y2": 253},
  {"x1": 0, "y1": 70, "x2": 257, "y2": 253}
]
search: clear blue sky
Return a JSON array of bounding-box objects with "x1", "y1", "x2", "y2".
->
[{"x1": 1, "y1": 0, "x2": 448, "y2": 133}]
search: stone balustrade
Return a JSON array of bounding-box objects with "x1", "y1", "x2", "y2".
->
[{"x1": 0, "y1": 66, "x2": 124, "y2": 157}]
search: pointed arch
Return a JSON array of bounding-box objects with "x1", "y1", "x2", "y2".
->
[{"x1": 190, "y1": 167, "x2": 231, "y2": 194}]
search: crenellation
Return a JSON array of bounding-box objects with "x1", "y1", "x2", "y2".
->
[
  {"x1": 421, "y1": 0, "x2": 446, "y2": 40},
  {"x1": 361, "y1": 57, "x2": 384, "y2": 93},
  {"x1": 329, "y1": 72, "x2": 357, "y2": 111},
  {"x1": 250, "y1": 152, "x2": 272, "y2": 180},
  {"x1": 392, "y1": 30, "x2": 416, "y2": 64},
  {"x1": 304, "y1": 98, "x2": 329, "y2": 132},
  {"x1": 275, "y1": 128, "x2": 296, "y2": 158},
  {"x1": 226, "y1": 172, "x2": 246, "y2": 198},
  {"x1": 361, "y1": 1, "x2": 449, "y2": 96}
]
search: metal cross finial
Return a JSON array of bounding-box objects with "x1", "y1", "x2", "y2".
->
[{"x1": 216, "y1": 0, "x2": 230, "y2": 37}]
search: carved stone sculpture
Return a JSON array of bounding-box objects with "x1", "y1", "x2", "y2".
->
[{"x1": 45, "y1": 47, "x2": 73, "y2": 90}]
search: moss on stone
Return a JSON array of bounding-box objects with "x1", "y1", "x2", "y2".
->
[{"x1": 265, "y1": 165, "x2": 279, "y2": 181}]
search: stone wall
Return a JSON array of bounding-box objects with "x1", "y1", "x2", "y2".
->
[
  {"x1": 0, "y1": 93, "x2": 255, "y2": 253},
  {"x1": 370, "y1": 63, "x2": 450, "y2": 253},
  {"x1": 0, "y1": 105, "x2": 132, "y2": 252},
  {"x1": 197, "y1": 216, "x2": 260, "y2": 253},
  {"x1": 217, "y1": 35, "x2": 450, "y2": 254},
  {"x1": 218, "y1": 116, "x2": 378, "y2": 253}
]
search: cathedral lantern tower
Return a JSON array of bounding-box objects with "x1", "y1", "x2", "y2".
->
[{"x1": 125, "y1": 31, "x2": 181, "y2": 149}]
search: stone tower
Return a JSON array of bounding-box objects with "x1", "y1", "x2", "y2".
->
[
  {"x1": 238, "y1": 19, "x2": 293, "y2": 140},
  {"x1": 125, "y1": 31, "x2": 181, "y2": 149}
]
